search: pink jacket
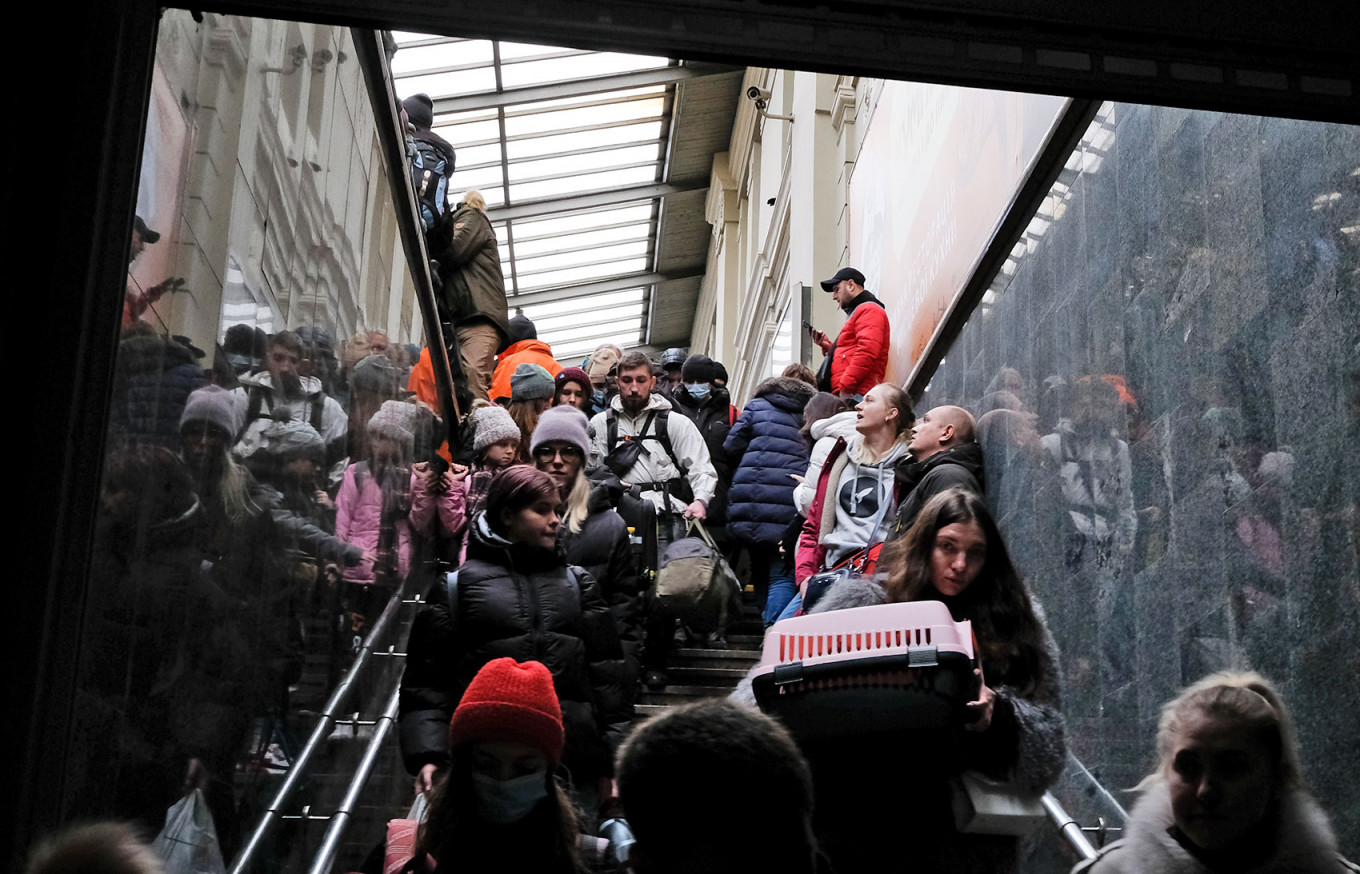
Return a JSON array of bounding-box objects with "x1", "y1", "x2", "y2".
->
[{"x1": 336, "y1": 465, "x2": 462, "y2": 585}]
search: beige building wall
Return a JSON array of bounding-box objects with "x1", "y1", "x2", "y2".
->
[
  {"x1": 128, "y1": 11, "x2": 419, "y2": 357},
  {"x1": 690, "y1": 69, "x2": 871, "y2": 404}
]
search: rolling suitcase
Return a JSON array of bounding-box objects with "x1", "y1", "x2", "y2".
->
[{"x1": 751, "y1": 601, "x2": 978, "y2": 742}]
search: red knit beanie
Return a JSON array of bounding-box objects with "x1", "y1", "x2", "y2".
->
[{"x1": 448, "y1": 658, "x2": 565, "y2": 766}]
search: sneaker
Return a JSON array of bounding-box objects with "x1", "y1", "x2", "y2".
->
[
  {"x1": 643, "y1": 669, "x2": 669, "y2": 690},
  {"x1": 706, "y1": 630, "x2": 728, "y2": 648}
]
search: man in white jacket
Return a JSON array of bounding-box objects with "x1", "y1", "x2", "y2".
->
[
  {"x1": 588, "y1": 351, "x2": 716, "y2": 521},
  {"x1": 589, "y1": 350, "x2": 717, "y2": 688}
]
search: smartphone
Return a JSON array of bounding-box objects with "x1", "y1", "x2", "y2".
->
[{"x1": 802, "y1": 320, "x2": 815, "y2": 334}]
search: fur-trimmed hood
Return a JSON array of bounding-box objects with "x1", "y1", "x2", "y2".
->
[
  {"x1": 1075, "y1": 782, "x2": 1355, "y2": 874},
  {"x1": 752, "y1": 375, "x2": 817, "y2": 411}
]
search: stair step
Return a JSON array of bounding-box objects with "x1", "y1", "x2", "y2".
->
[
  {"x1": 638, "y1": 684, "x2": 732, "y2": 702},
  {"x1": 666, "y1": 665, "x2": 750, "y2": 684},
  {"x1": 673, "y1": 647, "x2": 761, "y2": 661}
]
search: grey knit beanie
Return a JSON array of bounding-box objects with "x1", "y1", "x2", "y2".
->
[
  {"x1": 180, "y1": 385, "x2": 242, "y2": 437},
  {"x1": 511, "y1": 363, "x2": 555, "y2": 402},
  {"x1": 473, "y1": 405, "x2": 521, "y2": 451},
  {"x1": 259, "y1": 412, "x2": 326, "y2": 461},
  {"x1": 530, "y1": 405, "x2": 590, "y2": 458},
  {"x1": 367, "y1": 399, "x2": 415, "y2": 453}
]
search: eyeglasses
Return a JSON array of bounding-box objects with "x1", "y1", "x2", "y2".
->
[{"x1": 533, "y1": 445, "x2": 583, "y2": 462}]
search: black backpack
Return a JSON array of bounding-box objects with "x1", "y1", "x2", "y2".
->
[{"x1": 410, "y1": 139, "x2": 452, "y2": 231}]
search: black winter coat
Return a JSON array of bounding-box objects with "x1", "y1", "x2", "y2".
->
[
  {"x1": 671, "y1": 386, "x2": 734, "y2": 525},
  {"x1": 890, "y1": 442, "x2": 987, "y2": 538},
  {"x1": 109, "y1": 334, "x2": 207, "y2": 450},
  {"x1": 560, "y1": 474, "x2": 643, "y2": 691},
  {"x1": 398, "y1": 515, "x2": 632, "y2": 782},
  {"x1": 723, "y1": 376, "x2": 815, "y2": 544}
]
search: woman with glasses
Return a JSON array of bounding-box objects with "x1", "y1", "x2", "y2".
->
[{"x1": 532, "y1": 405, "x2": 643, "y2": 706}]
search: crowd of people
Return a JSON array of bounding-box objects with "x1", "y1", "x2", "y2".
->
[{"x1": 76, "y1": 99, "x2": 1353, "y2": 872}]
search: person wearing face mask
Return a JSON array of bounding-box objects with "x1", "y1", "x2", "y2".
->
[
  {"x1": 757, "y1": 487, "x2": 1064, "y2": 874},
  {"x1": 399, "y1": 467, "x2": 631, "y2": 824},
  {"x1": 397, "y1": 657, "x2": 591, "y2": 873},
  {"x1": 669, "y1": 354, "x2": 735, "y2": 534},
  {"x1": 1072, "y1": 671, "x2": 1357, "y2": 874}
]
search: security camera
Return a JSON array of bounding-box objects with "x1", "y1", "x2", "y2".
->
[{"x1": 746, "y1": 86, "x2": 771, "y2": 102}]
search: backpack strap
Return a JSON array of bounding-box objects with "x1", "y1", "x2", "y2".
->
[
  {"x1": 648, "y1": 411, "x2": 686, "y2": 478},
  {"x1": 606, "y1": 408, "x2": 619, "y2": 451},
  {"x1": 310, "y1": 393, "x2": 325, "y2": 434},
  {"x1": 241, "y1": 385, "x2": 267, "y2": 440}
]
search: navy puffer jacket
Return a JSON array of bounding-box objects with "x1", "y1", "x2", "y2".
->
[{"x1": 723, "y1": 376, "x2": 816, "y2": 544}]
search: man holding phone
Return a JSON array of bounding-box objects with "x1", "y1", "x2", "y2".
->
[{"x1": 806, "y1": 267, "x2": 890, "y2": 401}]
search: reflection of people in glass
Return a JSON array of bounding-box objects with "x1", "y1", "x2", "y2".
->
[
  {"x1": 1041, "y1": 376, "x2": 1137, "y2": 566},
  {"x1": 231, "y1": 329, "x2": 350, "y2": 488},
  {"x1": 1073, "y1": 671, "x2": 1356, "y2": 873},
  {"x1": 122, "y1": 215, "x2": 182, "y2": 329}
]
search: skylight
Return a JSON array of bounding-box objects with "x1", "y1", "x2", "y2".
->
[{"x1": 392, "y1": 34, "x2": 682, "y2": 360}]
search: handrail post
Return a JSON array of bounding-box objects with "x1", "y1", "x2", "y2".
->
[{"x1": 1041, "y1": 792, "x2": 1098, "y2": 861}]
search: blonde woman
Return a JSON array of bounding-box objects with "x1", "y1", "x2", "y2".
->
[
  {"x1": 532, "y1": 405, "x2": 643, "y2": 701},
  {"x1": 1075, "y1": 671, "x2": 1357, "y2": 873}
]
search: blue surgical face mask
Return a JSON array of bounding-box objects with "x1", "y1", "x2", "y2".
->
[
  {"x1": 472, "y1": 770, "x2": 549, "y2": 824},
  {"x1": 685, "y1": 382, "x2": 711, "y2": 400},
  {"x1": 592, "y1": 389, "x2": 607, "y2": 408}
]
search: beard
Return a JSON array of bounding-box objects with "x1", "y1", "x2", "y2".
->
[
  {"x1": 277, "y1": 370, "x2": 305, "y2": 399},
  {"x1": 620, "y1": 392, "x2": 648, "y2": 415}
]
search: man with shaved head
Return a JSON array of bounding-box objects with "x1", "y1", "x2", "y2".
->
[{"x1": 889, "y1": 404, "x2": 986, "y2": 536}]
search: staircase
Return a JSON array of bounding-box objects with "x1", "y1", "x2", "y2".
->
[{"x1": 637, "y1": 596, "x2": 765, "y2": 716}]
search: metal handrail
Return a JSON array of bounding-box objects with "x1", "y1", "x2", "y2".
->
[
  {"x1": 1042, "y1": 791, "x2": 1098, "y2": 860},
  {"x1": 306, "y1": 683, "x2": 404, "y2": 874},
  {"x1": 228, "y1": 578, "x2": 417, "y2": 874}
]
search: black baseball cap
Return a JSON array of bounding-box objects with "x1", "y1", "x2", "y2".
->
[
  {"x1": 819, "y1": 266, "x2": 865, "y2": 292},
  {"x1": 133, "y1": 215, "x2": 161, "y2": 244}
]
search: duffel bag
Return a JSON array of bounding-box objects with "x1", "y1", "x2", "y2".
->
[{"x1": 654, "y1": 520, "x2": 739, "y2": 633}]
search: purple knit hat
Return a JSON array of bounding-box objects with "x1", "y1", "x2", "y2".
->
[{"x1": 529, "y1": 405, "x2": 590, "y2": 458}]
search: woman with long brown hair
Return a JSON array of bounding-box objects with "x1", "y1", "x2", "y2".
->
[{"x1": 804, "y1": 486, "x2": 1065, "y2": 873}]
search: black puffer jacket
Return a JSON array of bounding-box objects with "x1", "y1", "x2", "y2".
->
[
  {"x1": 399, "y1": 515, "x2": 632, "y2": 782},
  {"x1": 671, "y1": 385, "x2": 735, "y2": 525},
  {"x1": 560, "y1": 473, "x2": 643, "y2": 691},
  {"x1": 890, "y1": 442, "x2": 986, "y2": 537}
]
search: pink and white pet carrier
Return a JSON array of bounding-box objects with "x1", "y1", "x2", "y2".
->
[{"x1": 751, "y1": 601, "x2": 978, "y2": 741}]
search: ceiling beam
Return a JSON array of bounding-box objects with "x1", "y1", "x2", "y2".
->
[
  {"x1": 433, "y1": 62, "x2": 744, "y2": 114},
  {"x1": 486, "y1": 177, "x2": 710, "y2": 223}
]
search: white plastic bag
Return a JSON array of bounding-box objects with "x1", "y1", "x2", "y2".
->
[{"x1": 152, "y1": 789, "x2": 227, "y2": 874}]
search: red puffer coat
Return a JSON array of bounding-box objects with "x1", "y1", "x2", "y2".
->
[{"x1": 831, "y1": 291, "x2": 891, "y2": 396}]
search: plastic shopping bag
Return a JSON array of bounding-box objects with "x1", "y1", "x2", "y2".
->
[{"x1": 152, "y1": 789, "x2": 227, "y2": 874}]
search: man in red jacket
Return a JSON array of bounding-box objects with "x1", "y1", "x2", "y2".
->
[{"x1": 809, "y1": 267, "x2": 890, "y2": 400}]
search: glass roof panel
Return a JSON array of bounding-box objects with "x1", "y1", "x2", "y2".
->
[
  {"x1": 506, "y1": 144, "x2": 661, "y2": 180},
  {"x1": 502, "y1": 98, "x2": 666, "y2": 137},
  {"x1": 531, "y1": 303, "x2": 646, "y2": 333},
  {"x1": 500, "y1": 53, "x2": 670, "y2": 89},
  {"x1": 515, "y1": 241, "x2": 651, "y2": 276},
  {"x1": 397, "y1": 68, "x2": 498, "y2": 100},
  {"x1": 390, "y1": 35, "x2": 683, "y2": 350},
  {"x1": 510, "y1": 166, "x2": 658, "y2": 201},
  {"x1": 517, "y1": 257, "x2": 651, "y2": 290},
  {"x1": 508, "y1": 204, "x2": 654, "y2": 238},
  {"x1": 540, "y1": 317, "x2": 644, "y2": 346},
  {"x1": 521, "y1": 288, "x2": 645, "y2": 318},
  {"x1": 513, "y1": 225, "x2": 650, "y2": 256},
  {"x1": 390, "y1": 40, "x2": 495, "y2": 75},
  {"x1": 506, "y1": 123, "x2": 664, "y2": 160}
]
